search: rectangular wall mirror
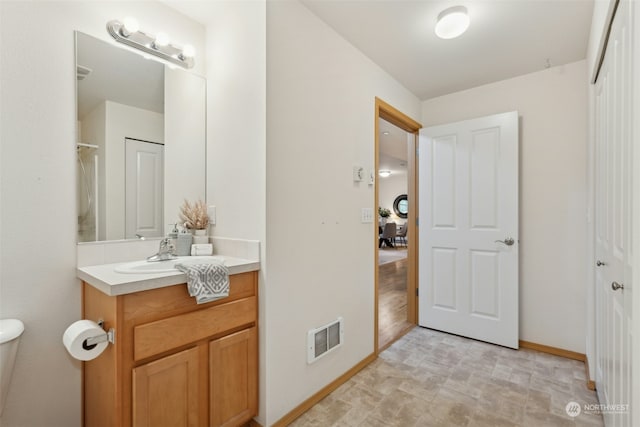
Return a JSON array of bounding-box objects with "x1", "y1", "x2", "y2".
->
[{"x1": 75, "y1": 31, "x2": 206, "y2": 243}]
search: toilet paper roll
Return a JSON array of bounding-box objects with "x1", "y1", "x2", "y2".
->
[{"x1": 63, "y1": 320, "x2": 108, "y2": 361}]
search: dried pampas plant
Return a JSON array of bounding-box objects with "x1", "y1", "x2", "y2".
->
[{"x1": 179, "y1": 199, "x2": 209, "y2": 230}]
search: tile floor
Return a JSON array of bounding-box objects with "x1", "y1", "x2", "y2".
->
[{"x1": 290, "y1": 327, "x2": 603, "y2": 427}]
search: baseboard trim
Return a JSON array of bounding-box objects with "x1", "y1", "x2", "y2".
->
[
  {"x1": 245, "y1": 420, "x2": 263, "y2": 427},
  {"x1": 519, "y1": 340, "x2": 595, "y2": 391},
  {"x1": 584, "y1": 355, "x2": 597, "y2": 391},
  {"x1": 519, "y1": 340, "x2": 586, "y2": 361},
  {"x1": 272, "y1": 352, "x2": 377, "y2": 427}
]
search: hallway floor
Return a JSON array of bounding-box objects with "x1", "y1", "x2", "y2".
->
[
  {"x1": 378, "y1": 257, "x2": 411, "y2": 350},
  {"x1": 290, "y1": 328, "x2": 603, "y2": 427}
]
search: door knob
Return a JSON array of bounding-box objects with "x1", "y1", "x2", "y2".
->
[
  {"x1": 495, "y1": 237, "x2": 515, "y2": 246},
  {"x1": 611, "y1": 281, "x2": 624, "y2": 291},
  {"x1": 596, "y1": 260, "x2": 607, "y2": 267}
]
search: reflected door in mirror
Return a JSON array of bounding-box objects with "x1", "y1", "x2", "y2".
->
[{"x1": 125, "y1": 139, "x2": 164, "y2": 239}]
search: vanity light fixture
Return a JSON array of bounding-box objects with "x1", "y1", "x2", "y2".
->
[
  {"x1": 106, "y1": 18, "x2": 195, "y2": 69},
  {"x1": 378, "y1": 170, "x2": 392, "y2": 178},
  {"x1": 435, "y1": 6, "x2": 470, "y2": 39}
]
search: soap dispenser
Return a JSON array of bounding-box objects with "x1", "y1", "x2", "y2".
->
[
  {"x1": 176, "y1": 226, "x2": 193, "y2": 256},
  {"x1": 168, "y1": 223, "x2": 179, "y2": 249}
]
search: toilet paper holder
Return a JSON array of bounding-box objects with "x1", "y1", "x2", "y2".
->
[{"x1": 83, "y1": 320, "x2": 116, "y2": 349}]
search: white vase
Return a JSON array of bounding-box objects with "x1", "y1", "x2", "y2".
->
[{"x1": 192, "y1": 229, "x2": 208, "y2": 244}]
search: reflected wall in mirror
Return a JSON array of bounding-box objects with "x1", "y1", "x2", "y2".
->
[{"x1": 76, "y1": 32, "x2": 206, "y2": 243}]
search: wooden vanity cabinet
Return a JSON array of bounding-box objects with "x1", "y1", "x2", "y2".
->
[{"x1": 83, "y1": 271, "x2": 258, "y2": 427}]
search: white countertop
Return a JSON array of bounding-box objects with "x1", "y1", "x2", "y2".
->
[{"x1": 78, "y1": 256, "x2": 260, "y2": 296}]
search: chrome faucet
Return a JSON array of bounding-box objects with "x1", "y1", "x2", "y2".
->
[{"x1": 147, "y1": 237, "x2": 177, "y2": 262}]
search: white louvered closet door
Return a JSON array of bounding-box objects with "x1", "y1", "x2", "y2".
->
[{"x1": 594, "y1": 1, "x2": 633, "y2": 426}]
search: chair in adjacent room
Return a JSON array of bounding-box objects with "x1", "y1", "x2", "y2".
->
[
  {"x1": 379, "y1": 222, "x2": 397, "y2": 248},
  {"x1": 395, "y1": 223, "x2": 407, "y2": 247}
]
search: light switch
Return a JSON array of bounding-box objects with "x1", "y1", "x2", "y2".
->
[
  {"x1": 208, "y1": 205, "x2": 216, "y2": 225},
  {"x1": 361, "y1": 208, "x2": 373, "y2": 223},
  {"x1": 367, "y1": 168, "x2": 375, "y2": 185}
]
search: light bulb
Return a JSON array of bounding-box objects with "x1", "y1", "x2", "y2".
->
[
  {"x1": 121, "y1": 16, "x2": 139, "y2": 37},
  {"x1": 435, "y1": 6, "x2": 470, "y2": 39},
  {"x1": 182, "y1": 44, "x2": 196, "y2": 58},
  {"x1": 154, "y1": 32, "x2": 170, "y2": 48}
]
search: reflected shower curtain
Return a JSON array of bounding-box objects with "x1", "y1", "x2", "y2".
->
[{"x1": 77, "y1": 145, "x2": 98, "y2": 242}]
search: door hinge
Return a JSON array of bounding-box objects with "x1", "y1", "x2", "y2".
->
[
  {"x1": 416, "y1": 218, "x2": 419, "y2": 227},
  {"x1": 416, "y1": 288, "x2": 419, "y2": 296},
  {"x1": 416, "y1": 146, "x2": 419, "y2": 156}
]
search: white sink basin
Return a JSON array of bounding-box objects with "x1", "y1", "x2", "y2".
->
[{"x1": 114, "y1": 256, "x2": 225, "y2": 274}]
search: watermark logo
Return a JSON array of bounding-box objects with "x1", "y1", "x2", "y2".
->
[
  {"x1": 565, "y1": 400, "x2": 630, "y2": 417},
  {"x1": 583, "y1": 403, "x2": 629, "y2": 415},
  {"x1": 565, "y1": 401, "x2": 582, "y2": 417}
]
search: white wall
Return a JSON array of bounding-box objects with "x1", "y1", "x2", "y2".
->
[
  {"x1": 266, "y1": 1, "x2": 420, "y2": 424},
  {"x1": 421, "y1": 60, "x2": 588, "y2": 353},
  {"x1": 203, "y1": 3, "x2": 266, "y2": 243},
  {"x1": 164, "y1": 67, "x2": 207, "y2": 233},
  {"x1": 0, "y1": 2, "x2": 204, "y2": 425}
]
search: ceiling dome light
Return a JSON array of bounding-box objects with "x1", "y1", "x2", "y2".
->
[
  {"x1": 379, "y1": 170, "x2": 392, "y2": 178},
  {"x1": 435, "y1": 6, "x2": 470, "y2": 39}
]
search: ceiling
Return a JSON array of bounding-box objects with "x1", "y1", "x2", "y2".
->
[
  {"x1": 301, "y1": 0, "x2": 594, "y2": 100},
  {"x1": 379, "y1": 118, "x2": 409, "y2": 176}
]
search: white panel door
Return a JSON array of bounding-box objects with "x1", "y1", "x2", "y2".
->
[
  {"x1": 419, "y1": 111, "x2": 519, "y2": 349},
  {"x1": 125, "y1": 138, "x2": 164, "y2": 239},
  {"x1": 594, "y1": 1, "x2": 633, "y2": 425}
]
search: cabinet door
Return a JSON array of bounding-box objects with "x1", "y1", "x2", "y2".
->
[
  {"x1": 133, "y1": 347, "x2": 200, "y2": 427},
  {"x1": 210, "y1": 327, "x2": 257, "y2": 427}
]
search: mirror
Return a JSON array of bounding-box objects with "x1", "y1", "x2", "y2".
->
[
  {"x1": 393, "y1": 194, "x2": 408, "y2": 219},
  {"x1": 75, "y1": 32, "x2": 206, "y2": 242}
]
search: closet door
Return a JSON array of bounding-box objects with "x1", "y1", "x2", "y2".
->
[{"x1": 594, "y1": 1, "x2": 633, "y2": 426}]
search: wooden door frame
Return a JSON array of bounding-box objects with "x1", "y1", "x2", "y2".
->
[{"x1": 374, "y1": 97, "x2": 422, "y2": 353}]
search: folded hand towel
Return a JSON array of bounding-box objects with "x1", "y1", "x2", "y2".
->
[{"x1": 175, "y1": 260, "x2": 230, "y2": 304}]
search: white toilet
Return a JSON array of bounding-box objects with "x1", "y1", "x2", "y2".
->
[{"x1": 0, "y1": 319, "x2": 24, "y2": 417}]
